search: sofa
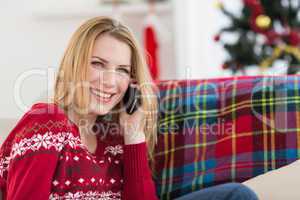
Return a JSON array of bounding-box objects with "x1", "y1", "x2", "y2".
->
[
  {"x1": 1, "y1": 75, "x2": 300, "y2": 200},
  {"x1": 154, "y1": 75, "x2": 300, "y2": 200}
]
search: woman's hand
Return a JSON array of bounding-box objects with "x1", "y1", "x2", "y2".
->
[
  {"x1": 120, "y1": 107, "x2": 146, "y2": 145},
  {"x1": 119, "y1": 84, "x2": 146, "y2": 145}
]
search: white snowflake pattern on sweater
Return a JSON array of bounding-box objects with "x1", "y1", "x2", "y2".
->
[
  {"x1": 49, "y1": 190, "x2": 121, "y2": 200},
  {"x1": 0, "y1": 131, "x2": 83, "y2": 178},
  {"x1": 104, "y1": 145, "x2": 123, "y2": 156}
]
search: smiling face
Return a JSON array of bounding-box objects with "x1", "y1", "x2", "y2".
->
[{"x1": 88, "y1": 34, "x2": 132, "y2": 116}]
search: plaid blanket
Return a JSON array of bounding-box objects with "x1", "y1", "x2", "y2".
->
[{"x1": 154, "y1": 76, "x2": 300, "y2": 199}]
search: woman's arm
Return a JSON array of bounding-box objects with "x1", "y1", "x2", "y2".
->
[
  {"x1": 119, "y1": 101, "x2": 158, "y2": 199},
  {"x1": 122, "y1": 142, "x2": 158, "y2": 200},
  {"x1": 0, "y1": 103, "x2": 73, "y2": 199},
  {"x1": 6, "y1": 148, "x2": 59, "y2": 199}
]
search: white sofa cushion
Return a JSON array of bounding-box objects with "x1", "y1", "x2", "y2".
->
[{"x1": 243, "y1": 159, "x2": 300, "y2": 200}]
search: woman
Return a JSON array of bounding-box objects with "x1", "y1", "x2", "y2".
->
[
  {"x1": 0, "y1": 17, "x2": 158, "y2": 199},
  {"x1": 0, "y1": 16, "x2": 258, "y2": 200}
]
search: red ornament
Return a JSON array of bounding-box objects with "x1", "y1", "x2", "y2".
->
[
  {"x1": 244, "y1": 0, "x2": 267, "y2": 33},
  {"x1": 288, "y1": 30, "x2": 300, "y2": 46},
  {"x1": 214, "y1": 34, "x2": 221, "y2": 42},
  {"x1": 244, "y1": 0, "x2": 263, "y2": 15}
]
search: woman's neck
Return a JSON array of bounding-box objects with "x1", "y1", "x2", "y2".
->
[{"x1": 67, "y1": 109, "x2": 96, "y2": 128}]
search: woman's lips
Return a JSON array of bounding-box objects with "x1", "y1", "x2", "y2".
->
[{"x1": 90, "y1": 88, "x2": 116, "y2": 103}]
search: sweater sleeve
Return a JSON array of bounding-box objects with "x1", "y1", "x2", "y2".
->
[
  {"x1": 6, "y1": 148, "x2": 59, "y2": 199},
  {"x1": 122, "y1": 142, "x2": 158, "y2": 200},
  {"x1": 1, "y1": 103, "x2": 76, "y2": 199}
]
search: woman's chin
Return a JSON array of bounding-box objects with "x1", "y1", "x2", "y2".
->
[{"x1": 89, "y1": 107, "x2": 110, "y2": 116}]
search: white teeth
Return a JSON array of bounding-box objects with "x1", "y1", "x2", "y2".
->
[{"x1": 91, "y1": 89, "x2": 112, "y2": 98}]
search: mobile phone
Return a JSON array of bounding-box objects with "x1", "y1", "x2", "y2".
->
[{"x1": 123, "y1": 85, "x2": 141, "y2": 114}]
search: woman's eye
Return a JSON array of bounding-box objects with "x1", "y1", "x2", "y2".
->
[
  {"x1": 118, "y1": 68, "x2": 130, "y2": 74},
  {"x1": 91, "y1": 61, "x2": 104, "y2": 67}
]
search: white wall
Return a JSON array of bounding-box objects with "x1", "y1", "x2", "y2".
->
[
  {"x1": 0, "y1": 1, "x2": 86, "y2": 119},
  {"x1": 173, "y1": 0, "x2": 242, "y2": 79},
  {"x1": 0, "y1": 0, "x2": 174, "y2": 120}
]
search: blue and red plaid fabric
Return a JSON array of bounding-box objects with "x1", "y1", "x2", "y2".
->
[{"x1": 154, "y1": 76, "x2": 300, "y2": 199}]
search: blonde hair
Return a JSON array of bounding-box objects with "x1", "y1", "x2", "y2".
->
[{"x1": 54, "y1": 16, "x2": 158, "y2": 167}]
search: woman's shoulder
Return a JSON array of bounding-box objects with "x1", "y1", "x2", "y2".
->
[
  {"x1": 5, "y1": 103, "x2": 77, "y2": 144},
  {"x1": 0, "y1": 102, "x2": 80, "y2": 157},
  {"x1": 0, "y1": 103, "x2": 82, "y2": 181},
  {"x1": 24, "y1": 102, "x2": 67, "y2": 122}
]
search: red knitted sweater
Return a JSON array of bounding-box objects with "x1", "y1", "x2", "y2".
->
[{"x1": 0, "y1": 103, "x2": 158, "y2": 200}]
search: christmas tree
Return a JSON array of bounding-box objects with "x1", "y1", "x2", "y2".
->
[{"x1": 215, "y1": 0, "x2": 300, "y2": 74}]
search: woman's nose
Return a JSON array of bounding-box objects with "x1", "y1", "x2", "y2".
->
[{"x1": 101, "y1": 70, "x2": 117, "y2": 87}]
